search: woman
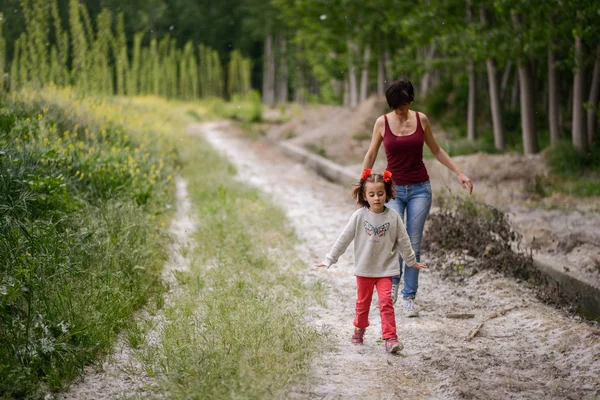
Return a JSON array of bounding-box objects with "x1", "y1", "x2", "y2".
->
[{"x1": 362, "y1": 78, "x2": 473, "y2": 317}]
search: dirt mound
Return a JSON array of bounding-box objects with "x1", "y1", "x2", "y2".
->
[
  {"x1": 449, "y1": 152, "x2": 547, "y2": 183},
  {"x1": 268, "y1": 96, "x2": 387, "y2": 164}
]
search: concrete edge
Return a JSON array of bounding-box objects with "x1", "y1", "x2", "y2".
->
[
  {"x1": 276, "y1": 139, "x2": 600, "y2": 321},
  {"x1": 278, "y1": 141, "x2": 357, "y2": 185},
  {"x1": 534, "y1": 260, "x2": 600, "y2": 320}
]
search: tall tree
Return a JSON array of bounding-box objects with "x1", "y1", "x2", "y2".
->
[
  {"x1": 511, "y1": 11, "x2": 538, "y2": 154},
  {"x1": 277, "y1": 31, "x2": 288, "y2": 104},
  {"x1": 479, "y1": 5, "x2": 505, "y2": 151},
  {"x1": 587, "y1": 46, "x2": 600, "y2": 145},
  {"x1": 466, "y1": 0, "x2": 477, "y2": 142},
  {"x1": 69, "y1": 0, "x2": 88, "y2": 91},
  {"x1": 51, "y1": 0, "x2": 69, "y2": 86},
  {"x1": 262, "y1": 33, "x2": 275, "y2": 106},
  {"x1": 572, "y1": 30, "x2": 587, "y2": 151},
  {"x1": 0, "y1": 13, "x2": 5, "y2": 91}
]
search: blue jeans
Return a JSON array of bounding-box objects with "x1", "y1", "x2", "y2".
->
[{"x1": 386, "y1": 181, "x2": 432, "y2": 300}]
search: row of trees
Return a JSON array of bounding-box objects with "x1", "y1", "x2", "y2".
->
[
  {"x1": 1, "y1": 0, "x2": 598, "y2": 154},
  {"x1": 1, "y1": 0, "x2": 253, "y2": 100},
  {"x1": 262, "y1": 0, "x2": 600, "y2": 154}
]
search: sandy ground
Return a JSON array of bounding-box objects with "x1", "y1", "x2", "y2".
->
[
  {"x1": 197, "y1": 121, "x2": 600, "y2": 400},
  {"x1": 54, "y1": 176, "x2": 196, "y2": 400}
]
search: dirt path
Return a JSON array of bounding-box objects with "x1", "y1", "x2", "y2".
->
[
  {"x1": 196, "y1": 121, "x2": 600, "y2": 400},
  {"x1": 56, "y1": 176, "x2": 196, "y2": 400}
]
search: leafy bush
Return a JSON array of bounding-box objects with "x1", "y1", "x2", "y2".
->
[
  {"x1": 546, "y1": 139, "x2": 600, "y2": 176},
  {"x1": 214, "y1": 90, "x2": 263, "y2": 123},
  {"x1": 0, "y1": 90, "x2": 178, "y2": 397}
]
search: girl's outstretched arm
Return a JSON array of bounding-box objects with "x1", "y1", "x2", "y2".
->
[{"x1": 316, "y1": 210, "x2": 359, "y2": 268}]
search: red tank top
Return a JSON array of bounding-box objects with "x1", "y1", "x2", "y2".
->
[{"x1": 382, "y1": 112, "x2": 430, "y2": 185}]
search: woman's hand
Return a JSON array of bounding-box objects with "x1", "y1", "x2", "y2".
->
[
  {"x1": 315, "y1": 262, "x2": 327, "y2": 268},
  {"x1": 413, "y1": 262, "x2": 427, "y2": 269},
  {"x1": 457, "y1": 173, "x2": 473, "y2": 195}
]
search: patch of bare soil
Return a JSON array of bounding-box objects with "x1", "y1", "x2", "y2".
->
[
  {"x1": 198, "y1": 121, "x2": 600, "y2": 400},
  {"x1": 269, "y1": 102, "x2": 600, "y2": 291},
  {"x1": 267, "y1": 96, "x2": 387, "y2": 163},
  {"x1": 54, "y1": 176, "x2": 196, "y2": 400}
]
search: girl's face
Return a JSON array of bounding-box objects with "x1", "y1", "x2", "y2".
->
[{"x1": 364, "y1": 181, "x2": 386, "y2": 213}]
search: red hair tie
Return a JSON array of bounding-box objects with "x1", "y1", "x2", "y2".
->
[
  {"x1": 383, "y1": 170, "x2": 392, "y2": 183},
  {"x1": 361, "y1": 169, "x2": 372, "y2": 181}
]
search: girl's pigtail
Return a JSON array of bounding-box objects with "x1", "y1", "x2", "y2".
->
[{"x1": 361, "y1": 169, "x2": 372, "y2": 181}]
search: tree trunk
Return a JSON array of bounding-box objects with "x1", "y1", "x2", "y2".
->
[
  {"x1": 486, "y1": 58, "x2": 505, "y2": 151},
  {"x1": 377, "y1": 44, "x2": 385, "y2": 96},
  {"x1": 347, "y1": 40, "x2": 358, "y2": 108},
  {"x1": 384, "y1": 48, "x2": 392, "y2": 83},
  {"x1": 343, "y1": 77, "x2": 350, "y2": 107},
  {"x1": 262, "y1": 33, "x2": 275, "y2": 107},
  {"x1": 466, "y1": 0, "x2": 476, "y2": 141},
  {"x1": 420, "y1": 44, "x2": 436, "y2": 96},
  {"x1": 572, "y1": 35, "x2": 587, "y2": 151},
  {"x1": 511, "y1": 72, "x2": 519, "y2": 110},
  {"x1": 586, "y1": 46, "x2": 600, "y2": 145},
  {"x1": 359, "y1": 44, "x2": 371, "y2": 103},
  {"x1": 500, "y1": 61, "x2": 513, "y2": 101},
  {"x1": 511, "y1": 12, "x2": 538, "y2": 154},
  {"x1": 467, "y1": 59, "x2": 477, "y2": 141},
  {"x1": 480, "y1": 6, "x2": 504, "y2": 151},
  {"x1": 517, "y1": 62, "x2": 538, "y2": 154},
  {"x1": 548, "y1": 48, "x2": 561, "y2": 144},
  {"x1": 277, "y1": 33, "x2": 288, "y2": 104},
  {"x1": 293, "y1": 42, "x2": 305, "y2": 104},
  {"x1": 349, "y1": 68, "x2": 358, "y2": 107}
]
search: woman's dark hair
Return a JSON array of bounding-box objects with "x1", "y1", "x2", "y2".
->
[
  {"x1": 385, "y1": 79, "x2": 415, "y2": 109},
  {"x1": 353, "y1": 173, "x2": 396, "y2": 208}
]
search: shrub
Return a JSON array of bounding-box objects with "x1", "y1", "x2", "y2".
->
[{"x1": 0, "y1": 89, "x2": 177, "y2": 396}]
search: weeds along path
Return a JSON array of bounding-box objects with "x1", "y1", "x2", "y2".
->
[
  {"x1": 195, "y1": 121, "x2": 600, "y2": 400},
  {"x1": 57, "y1": 176, "x2": 196, "y2": 400}
]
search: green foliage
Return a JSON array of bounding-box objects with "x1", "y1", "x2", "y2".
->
[
  {"x1": 227, "y1": 49, "x2": 253, "y2": 98},
  {"x1": 0, "y1": 92, "x2": 177, "y2": 396},
  {"x1": 112, "y1": 13, "x2": 128, "y2": 96},
  {"x1": 538, "y1": 140, "x2": 600, "y2": 197},
  {"x1": 69, "y1": 0, "x2": 88, "y2": 91},
  {"x1": 546, "y1": 140, "x2": 600, "y2": 176},
  {"x1": 216, "y1": 89, "x2": 263, "y2": 123},
  {"x1": 50, "y1": 0, "x2": 69, "y2": 86}
]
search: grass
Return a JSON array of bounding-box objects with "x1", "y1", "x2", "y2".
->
[
  {"x1": 130, "y1": 125, "x2": 324, "y2": 398},
  {"x1": 305, "y1": 143, "x2": 327, "y2": 157},
  {"x1": 0, "y1": 88, "x2": 179, "y2": 398}
]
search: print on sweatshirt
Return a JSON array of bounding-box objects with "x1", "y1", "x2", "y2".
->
[{"x1": 364, "y1": 221, "x2": 390, "y2": 241}]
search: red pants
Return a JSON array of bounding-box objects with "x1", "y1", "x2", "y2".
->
[{"x1": 354, "y1": 276, "x2": 397, "y2": 340}]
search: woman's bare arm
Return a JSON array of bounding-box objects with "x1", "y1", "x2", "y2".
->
[
  {"x1": 421, "y1": 113, "x2": 473, "y2": 194},
  {"x1": 362, "y1": 116, "x2": 385, "y2": 170}
]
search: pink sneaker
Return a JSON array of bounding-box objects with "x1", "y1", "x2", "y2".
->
[
  {"x1": 351, "y1": 327, "x2": 365, "y2": 344},
  {"x1": 385, "y1": 338, "x2": 403, "y2": 354}
]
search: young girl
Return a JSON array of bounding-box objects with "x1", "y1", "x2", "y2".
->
[{"x1": 316, "y1": 169, "x2": 427, "y2": 354}]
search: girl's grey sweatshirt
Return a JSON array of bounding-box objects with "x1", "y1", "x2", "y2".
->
[{"x1": 323, "y1": 207, "x2": 417, "y2": 277}]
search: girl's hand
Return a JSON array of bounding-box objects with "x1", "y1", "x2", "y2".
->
[
  {"x1": 457, "y1": 173, "x2": 473, "y2": 195},
  {"x1": 315, "y1": 262, "x2": 327, "y2": 268},
  {"x1": 413, "y1": 262, "x2": 427, "y2": 269}
]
